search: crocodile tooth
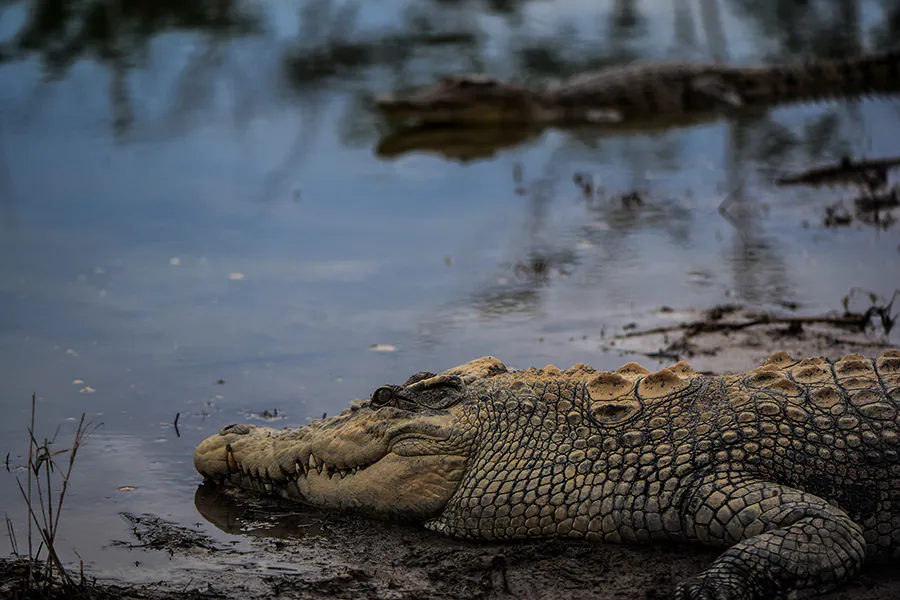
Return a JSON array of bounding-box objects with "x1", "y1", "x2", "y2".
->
[
  {"x1": 308, "y1": 454, "x2": 317, "y2": 470},
  {"x1": 321, "y1": 461, "x2": 329, "y2": 475},
  {"x1": 225, "y1": 444, "x2": 237, "y2": 473}
]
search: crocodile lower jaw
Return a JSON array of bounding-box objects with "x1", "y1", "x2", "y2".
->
[{"x1": 218, "y1": 444, "x2": 379, "y2": 492}]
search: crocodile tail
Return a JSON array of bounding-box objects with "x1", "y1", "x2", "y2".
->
[{"x1": 739, "y1": 48, "x2": 900, "y2": 106}]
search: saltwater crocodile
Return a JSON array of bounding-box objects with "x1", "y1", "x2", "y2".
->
[
  {"x1": 375, "y1": 50, "x2": 900, "y2": 126},
  {"x1": 195, "y1": 351, "x2": 900, "y2": 599}
]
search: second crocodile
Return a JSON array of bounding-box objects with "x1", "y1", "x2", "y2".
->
[{"x1": 375, "y1": 50, "x2": 900, "y2": 126}]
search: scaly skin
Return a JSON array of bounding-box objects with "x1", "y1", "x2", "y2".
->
[
  {"x1": 374, "y1": 50, "x2": 900, "y2": 125},
  {"x1": 195, "y1": 350, "x2": 900, "y2": 599}
]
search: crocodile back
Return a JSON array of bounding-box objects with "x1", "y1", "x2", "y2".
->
[{"x1": 546, "y1": 50, "x2": 900, "y2": 117}]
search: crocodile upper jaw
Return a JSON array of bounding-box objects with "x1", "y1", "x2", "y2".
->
[{"x1": 194, "y1": 409, "x2": 469, "y2": 520}]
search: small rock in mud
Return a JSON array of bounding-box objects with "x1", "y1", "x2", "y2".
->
[{"x1": 246, "y1": 408, "x2": 285, "y2": 421}]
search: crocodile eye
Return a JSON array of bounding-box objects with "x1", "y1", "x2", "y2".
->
[{"x1": 371, "y1": 386, "x2": 394, "y2": 407}]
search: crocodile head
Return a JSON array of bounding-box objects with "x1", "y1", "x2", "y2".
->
[
  {"x1": 194, "y1": 357, "x2": 509, "y2": 521},
  {"x1": 195, "y1": 355, "x2": 702, "y2": 534},
  {"x1": 375, "y1": 74, "x2": 551, "y2": 125}
]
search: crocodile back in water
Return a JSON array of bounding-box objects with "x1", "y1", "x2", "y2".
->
[
  {"x1": 550, "y1": 50, "x2": 900, "y2": 116},
  {"x1": 377, "y1": 49, "x2": 900, "y2": 125}
]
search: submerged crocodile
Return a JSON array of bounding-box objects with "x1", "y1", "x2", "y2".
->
[
  {"x1": 195, "y1": 351, "x2": 900, "y2": 599},
  {"x1": 375, "y1": 50, "x2": 900, "y2": 126}
]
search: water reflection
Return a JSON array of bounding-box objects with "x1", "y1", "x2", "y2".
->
[
  {"x1": 195, "y1": 483, "x2": 332, "y2": 539},
  {"x1": 3, "y1": 0, "x2": 898, "y2": 158},
  {"x1": 0, "y1": 0, "x2": 896, "y2": 355},
  {"x1": 731, "y1": 0, "x2": 865, "y2": 58},
  {"x1": 376, "y1": 124, "x2": 543, "y2": 162},
  {"x1": 9, "y1": 0, "x2": 263, "y2": 135},
  {"x1": 12, "y1": 0, "x2": 262, "y2": 68}
]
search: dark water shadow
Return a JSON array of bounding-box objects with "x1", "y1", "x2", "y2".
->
[{"x1": 196, "y1": 482, "x2": 365, "y2": 540}]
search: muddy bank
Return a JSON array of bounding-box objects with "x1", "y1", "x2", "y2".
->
[
  {"x1": 185, "y1": 483, "x2": 900, "y2": 600},
  {"x1": 4, "y1": 313, "x2": 899, "y2": 600},
  {"x1": 4, "y1": 486, "x2": 896, "y2": 600}
]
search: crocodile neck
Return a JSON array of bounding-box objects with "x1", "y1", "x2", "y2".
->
[{"x1": 425, "y1": 375, "x2": 720, "y2": 541}]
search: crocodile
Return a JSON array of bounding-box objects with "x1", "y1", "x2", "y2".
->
[
  {"x1": 195, "y1": 350, "x2": 900, "y2": 599},
  {"x1": 375, "y1": 49, "x2": 900, "y2": 126}
]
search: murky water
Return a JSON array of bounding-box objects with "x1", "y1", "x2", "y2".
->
[{"x1": 1, "y1": 0, "x2": 899, "y2": 578}]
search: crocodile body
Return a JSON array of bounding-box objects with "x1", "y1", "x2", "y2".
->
[
  {"x1": 375, "y1": 50, "x2": 900, "y2": 125},
  {"x1": 195, "y1": 350, "x2": 900, "y2": 599}
]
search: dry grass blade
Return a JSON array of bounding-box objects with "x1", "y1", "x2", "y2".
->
[
  {"x1": 5, "y1": 515, "x2": 18, "y2": 556},
  {"x1": 26, "y1": 393, "x2": 34, "y2": 585},
  {"x1": 9, "y1": 393, "x2": 101, "y2": 596}
]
